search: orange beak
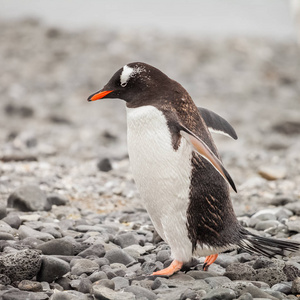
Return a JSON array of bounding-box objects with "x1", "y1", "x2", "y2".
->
[{"x1": 87, "y1": 90, "x2": 113, "y2": 101}]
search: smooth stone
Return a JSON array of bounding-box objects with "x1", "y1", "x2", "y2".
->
[
  {"x1": 0, "y1": 249, "x2": 41, "y2": 282},
  {"x1": 2, "y1": 214, "x2": 22, "y2": 229},
  {"x1": 7, "y1": 185, "x2": 51, "y2": 212},
  {"x1": 93, "y1": 279, "x2": 115, "y2": 290},
  {"x1": 179, "y1": 288, "x2": 198, "y2": 300},
  {"x1": 271, "y1": 282, "x2": 292, "y2": 294},
  {"x1": 97, "y1": 158, "x2": 112, "y2": 172},
  {"x1": 55, "y1": 277, "x2": 72, "y2": 290},
  {"x1": 93, "y1": 285, "x2": 134, "y2": 300},
  {"x1": 37, "y1": 239, "x2": 74, "y2": 255},
  {"x1": 89, "y1": 271, "x2": 108, "y2": 282},
  {"x1": 286, "y1": 220, "x2": 300, "y2": 233},
  {"x1": 2, "y1": 290, "x2": 48, "y2": 300},
  {"x1": 284, "y1": 202, "x2": 300, "y2": 216},
  {"x1": 114, "y1": 232, "x2": 139, "y2": 248},
  {"x1": 71, "y1": 259, "x2": 99, "y2": 276},
  {"x1": 156, "y1": 250, "x2": 170, "y2": 263},
  {"x1": 0, "y1": 205, "x2": 7, "y2": 219},
  {"x1": 112, "y1": 276, "x2": 130, "y2": 290},
  {"x1": 204, "y1": 276, "x2": 231, "y2": 288},
  {"x1": 18, "y1": 280, "x2": 43, "y2": 292},
  {"x1": 202, "y1": 287, "x2": 236, "y2": 300},
  {"x1": 124, "y1": 286, "x2": 157, "y2": 300},
  {"x1": 241, "y1": 285, "x2": 279, "y2": 299},
  {"x1": 47, "y1": 194, "x2": 69, "y2": 206},
  {"x1": 237, "y1": 293, "x2": 253, "y2": 300},
  {"x1": 37, "y1": 256, "x2": 70, "y2": 283},
  {"x1": 215, "y1": 254, "x2": 239, "y2": 268},
  {"x1": 78, "y1": 244, "x2": 106, "y2": 258},
  {"x1": 0, "y1": 232, "x2": 14, "y2": 240},
  {"x1": 0, "y1": 220, "x2": 15, "y2": 234},
  {"x1": 124, "y1": 244, "x2": 147, "y2": 256},
  {"x1": 19, "y1": 225, "x2": 54, "y2": 241},
  {"x1": 255, "y1": 220, "x2": 281, "y2": 231},
  {"x1": 186, "y1": 270, "x2": 218, "y2": 279},
  {"x1": 104, "y1": 248, "x2": 136, "y2": 265},
  {"x1": 78, "y1": 278, "x2": 92, "y2": 294},
  {"x1": 50, "y1": 290, "x2": 90, "y2": 300},
  {"x1": 40, "y1": 227, "x2": 62, "y2": 238},
  {"x1": 258, "y1": 165, "x2": 286, "y2": 181}
]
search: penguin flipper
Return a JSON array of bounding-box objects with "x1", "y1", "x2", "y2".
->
[
  {"x1": 198, "y1": 107, "x2": 238, "y2": 140},
  {"x1": 180, "y1": 126, "x2": 237, "y2": 193}
]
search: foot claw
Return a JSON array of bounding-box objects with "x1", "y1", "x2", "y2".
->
[{"x1": 202, "y1": 254, "x2": 218, "y2": 271}]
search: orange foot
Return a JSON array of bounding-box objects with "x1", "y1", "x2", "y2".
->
[
  {"x1": 152, "y1": 259, "x2": 183, "y2": 276},
  {"x1": 203, "y1": 254, "x2": 218, "y2": 271}
]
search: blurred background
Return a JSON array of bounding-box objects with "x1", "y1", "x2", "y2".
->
[{"x1": 0, "y1": 0, "x2": 299, "y2": 214}]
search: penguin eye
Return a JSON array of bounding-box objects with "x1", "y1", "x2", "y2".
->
[{"x1": 121, "y1": 82, "x2": 127, "y2": 87}]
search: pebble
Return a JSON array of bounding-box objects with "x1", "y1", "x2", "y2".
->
[
  {"x1": 124, "y1": 286, "x2": 157, "y2": 300},
  {"x1": 7, "y1": 185, "x2": 51, "y2": 212},
  {"x1": 71, "y1": 258, "x2": 99, "y2": 276},
  {"x1": 258, "y1": 166, "x2": 287, "y2": 181},
  {"x1": 19, "y1": 225, "x2": 54, "y2": 241},
  {"x1": 37, "y1": 256, "x2": 70, "y2": 283},
  {"x1": 2, "y1": 213, "x2": 22, "y2": 229},
  {"x1": 36, "y1": 238, "x2": 74, "y2": 255},
  {"x1": 104, "y1": 248, "x2": 136, "y2": 265},
  {"x1": 78, "y1": 243, "x2": 106, "y2": 258},
  {"x1": 97, "y1": 158, "x2": 113, "y2": 172},
  {"x1": 114, "y1": 232, "x2": 140, "y2": 248},
  {"x1": 18, "y1": 280, "x2": 43, "y2": 292},
  {"x1": 202, "y1": 287, "x2": 236, "y2": 300}
]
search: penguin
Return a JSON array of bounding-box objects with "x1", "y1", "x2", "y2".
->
[{"x1": 87, "y1": 62, "x2": 300, "y2": 276}]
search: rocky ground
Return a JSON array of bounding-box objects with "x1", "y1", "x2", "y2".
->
[{"x1": 0, "y1": 19, "x2": 300, "y2": 299}]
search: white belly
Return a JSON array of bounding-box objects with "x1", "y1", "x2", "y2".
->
[{"x1": 126, "y1": 105, "x2": 193, "y2": 262}]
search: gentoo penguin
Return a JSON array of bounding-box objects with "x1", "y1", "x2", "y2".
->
[{"x1": 87, "y1": 62, "x2": 299, "y2": 276}]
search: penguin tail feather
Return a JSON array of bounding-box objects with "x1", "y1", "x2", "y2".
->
[{"x1": 238, "y1": 231, "x2": 300, "y2": 257}]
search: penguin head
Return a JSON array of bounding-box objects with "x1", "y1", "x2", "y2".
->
[{"x1": 87, "y1": 62, "x2": 172, "y2": 107}]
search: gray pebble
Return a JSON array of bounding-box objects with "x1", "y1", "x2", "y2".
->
[
  {"x1": 255, "y1": 220, "x2": 281, "y2": 231},
  {"x1": 224, "y1": 263, "x2": 255, "y2": 281},
  {"x1": 55, "y1": 277, "x2": 72, "y2": 290},
  {"x1": 93, "y1": 285, "x2": 134, "y2": 300},
  {"x1": 215, "y1": 254, "x2": 239, "y2": 268},
  {"x1": 19, "y1": 225, "x2": 54, "y2": 241},
  {"x1": 37, "y1": 238, "x2": 74, "y2": 255},
  {"x1": 292, "y1": 277, "x2": 300, "y2": 294},
  {"x1": 156, "y1": 250, "x2": 170, "y2": 263},
  {"x1": 97, "y1": 158, "x2": 112, "y2": 172},
  {"x1": 2, "y1": 214, "x2": 22, "y2": 229},
  {"x1": 0, "y1": 249, "x2": 41, "y2": 282},
  {"x1": 202, "y1": 288, "x2": 236, "y2": 300},
  {"x1": 0, "y1": 204, "x2": 7, "y2": 219},
  {"x1": 2, "y1": 290, "x2": 48, "y2": 300},
  {"x1": 78, "y1": 244, "x2": 106, "y2": 258},
  {"x1": 47, "y1": 194, "x2": 69, "y2": 206},
  {"x1": 93, "y1": 279, "x2": 115, "y2": 290},
  {"x1": 271, "y1": 281, "x2": 292, "y2": 294},
  {"x1": 283, "y1": 261, "x2": 300, "y2": 281},
  {"x1": 18, "y1": 280, "x2": 43, "y2": 292},
  {"x1": 105, "y1": 248, "x2": 135, "y2": 265},
  {"x1": 186, "y1": 270, "x2": 218, "y2": 279},
  {"x1": 179, "y1": 288, "x2": 198, "y2": 300},
  {"x1": 37, "y1": 256, "x2": 70, "y2": 283},
  {"x1": 78, "y1": 278, "x2": 92, "y2": 294},
  {"x1": 237, "y1": 293, "x2": 253, "y2": 300},
  {"x1": 50, "y1": 290, "x2": 90, "y2": 300},
  {"x1": 89, "y1": 271, "x2": 108, "y2": 282},
  {"x1": 7, "y1": 185, "x2": 51, "y2": 212},
  {"x1": 0, "y1": 232, "x2": 14, "y2": 240},
  {"x1": 286, "y1": 220, "x2": 300, "y2": 233},
  {"x1": 204, "y1": 276, "x2": 231, "y2": 288},
  {"x1": 0, "y1": 220, "x2": 15, "y2": 234},
  {"x1": 41, "y1": 226, "x2": 62, "y2": 238},
  {"x1": 71, "y1": 258, "x2": 99, "y2": 276},
  {"x1": 114, "y1": 232, "x2": 140, "y2": 248},
  {"x1": 112, "y1": 276, "x2": 130, "y2": 290},
  {"x1": 124, "y1": 286, "x2": 157, "y2": 300}
]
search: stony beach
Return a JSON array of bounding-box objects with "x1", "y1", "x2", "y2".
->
[{"x1": 0, "y1": 19, "x2": 300, "y2": 299}]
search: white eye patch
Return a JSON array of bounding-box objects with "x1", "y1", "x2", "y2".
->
[
  {"x1": 120, "y1": 65, "x2": 134, "y2": 87},
  {"x1": 120, "y1": 65, "x2": 145, "y2": 87}
]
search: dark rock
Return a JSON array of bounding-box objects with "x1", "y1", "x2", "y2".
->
[
  {"x1": 0, "y1": 249, "x2": 41, "y2": 282},
  {"x1": 237, "y1": 293, "x2": 253, "y2": 300},
  {"x1": 283, "y1": 261, "x2": 300, "y2": 281},
  {"x1": 179, "y1": 288, "x2": 198, "y2": 300},
  {"x1": 272, "y1": 120, "x2": 300, "y2": 135},
  {"x1": 0, "y1": 205, "x2": 7, "y2": 219},
  {"x1": 252, "y1": 257, "x2": 274, "y2": 269},
  {"x1": 240, "y1": 285, "x2": 278, "y2": 300},
  {"x1": 50, "y1": 290, "x2": 90, "y2": 300},
  {"x1": 37, "y1": 256, "x2": 70, "y2": 283},
  {"x1": 104, "y1": 248, "x2": 135, "y2": 265},
  {"x1": 55, "y1": 277, "x2": 72, "y2": 290},
  {"x1": 285, "y1": 202, "x2": 300, "y2": 216},
  {"x1": 141, "y1": 261, "x2": 159, "y2": 274},
  {"x1": 7, "y1": 185, "x2": 51, "y2": 212},
  {"x1": 0, "y1": 274, "x2": 11, "y2": 285},
  {"x1": 97, "y1": 158, "x2": 112, "y2": 172},
  {"x1": 156, "y1": 250, "x2": 170, "y2": 263},
  {"x1": 78, "y1": 244, "x2": 106, "y2": 258},
  {"x1": 224, "y1": 263, "x2": 255, "y2": 281},
  {"x1": 71, "y1": 258, "x2": 99, "y2": 276},
  {"x1": 2, "y1": 214, "x2": 22, "y2": 229},
  {"x1": 47, "y1": 194, "x2": 69, "y2": 206},
  {"x1": 50, "y1": 282, "x2": 64, "y2": 291},
  {"x1": 36, "y1": 238, "x2": 74, "y2": 255},
  {"x1": 215, "y1": 254, "x2": 239, "y2": 268},
  {"x1": 124, "y1": 286, "x2": 157, "y2": 300},
  {"x1": 202, "y1": 288, "x2": 236, "y2": 300},
  {"x1": 18, "y1": 280, "x2": 43, "y2": 292},
  {"x1": 114, "y1": 232, "x2": 139, "y2": 248},
  {"x1": 78, "y1": 278, "x2": 92, "y2": 294}
]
